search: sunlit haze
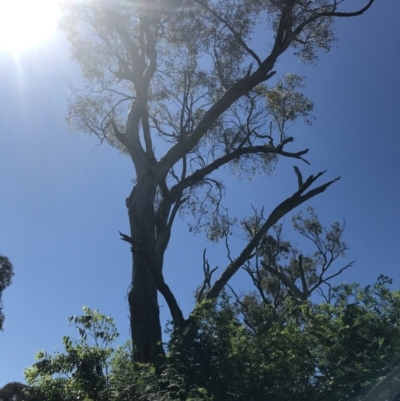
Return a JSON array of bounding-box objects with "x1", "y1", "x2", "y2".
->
[
  {"x1": 0, "y1": 0, "x2": 62, "y2": 53},
  {"x1": 1, "y1": 0, "x2": 400, "y2": 390}
]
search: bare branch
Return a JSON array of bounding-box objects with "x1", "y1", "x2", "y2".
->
[
  {"x1": 196, "y1": 249, "x2": 218, "y2": 302},
  {"x1": 309, "y1": 261, "x2": 354, "y2": 294},
  {"x1": 293, "y1": 166, "x2": 304, "y2": 188},
  {"x1": 226, "y1": 284, "x2": 258, "y2": 334},
  {"x1": 205, "y1": 172, "x2": 340, "y2": 300},
  {"x1": 243, "y1": 263, "x2": 269, "y2": 305},
  {"x1": 169, "y1": 143, "x2": 310, "y2": 202},
  {"x1": 261, "y1": 260, "x2": 304, "y2": 302},
  {"x1": 297, "y1": 254, "x2": 308, "y2": 297},
  {"x1": 294, "y1": 0, "x2": 377, "y2": 38}
]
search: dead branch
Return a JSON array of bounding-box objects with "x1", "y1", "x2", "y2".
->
[{"x1": 204, "y1": 172, "x2": 340, "y2": 300}]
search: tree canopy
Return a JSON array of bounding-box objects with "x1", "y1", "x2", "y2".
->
[{"x1": 59, "y1": 0, "x2": 377, "y2": 363}]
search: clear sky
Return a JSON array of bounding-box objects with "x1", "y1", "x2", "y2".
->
[{"x1": 0, "y1": 0, "x2": 399, "y2": 386}]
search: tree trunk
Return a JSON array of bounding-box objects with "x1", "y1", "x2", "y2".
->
[{"x1": 127, "y1": 173, "x2": 165, "y2": 364}]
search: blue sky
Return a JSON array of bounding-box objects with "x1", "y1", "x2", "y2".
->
[{"x1": 1, "y1": 0, "x2": 399, "y2": 386}]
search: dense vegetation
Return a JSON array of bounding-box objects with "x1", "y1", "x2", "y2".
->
[
  {"x1": 22, "y1": 210, "x2": 400, "y2": 400},
  {"x1": 23, "y1": 276, "x2": 400, "y2": 401}
]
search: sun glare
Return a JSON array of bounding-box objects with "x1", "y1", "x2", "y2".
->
[{"x1": 0, "y1": 0, "x2": 62, "y2": 53}]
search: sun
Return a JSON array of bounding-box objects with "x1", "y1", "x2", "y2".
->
[{"x1": 0, "y1": 0, "x2": 62, "y2": 53}]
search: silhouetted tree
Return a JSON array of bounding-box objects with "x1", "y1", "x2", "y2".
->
[
  {"x1": 0, "y1": 255, "x2": 14, "y2": 331},
  {"x1": 0, "y1": 381, "x2": 43, "y2": 401},
  {"x1": 60, "y1": 0, "x2": 376, "y2": 362}
]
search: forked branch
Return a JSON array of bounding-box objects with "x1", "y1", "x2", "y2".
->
[
  {"x1": 204, "y1": 171, "x2": 340, "y2": 300},
  {"x1": 119, "y1": 231, "x2": 186, "y2": 327}
]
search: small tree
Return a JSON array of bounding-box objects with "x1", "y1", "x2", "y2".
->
[
  {"x1": 0, "y1": 255, "x2": 14, "y2": 332},
  {"x1": 25, "y1": 307, "x2": 118, "y2": 401},
  {"x1": 25, "y1": 307, "x2": 212, "y2": 401},
  {"x1": 60, "y1": 0, "x2": 377, "y2": 362}
]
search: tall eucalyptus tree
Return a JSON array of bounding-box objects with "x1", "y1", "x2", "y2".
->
[{"x1": 61, "y1": 0, "x2": 376, "y2": 363}]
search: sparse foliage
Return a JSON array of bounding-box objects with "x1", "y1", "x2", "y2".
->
[
  {"x1": 236, "y1": 206, "x2": 353, "y2": 319},
  {"x1": 59, "y1": 0, "x2": 377, "y2": 362}
]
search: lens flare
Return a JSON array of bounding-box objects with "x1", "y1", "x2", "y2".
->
[{"x1": 0, "y1": 0, "x2": 62, "y2": 53}]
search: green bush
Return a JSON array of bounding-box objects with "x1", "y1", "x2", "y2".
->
[{"x1": 25, "y1": 278, "x2": 400, "y2": 401}]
